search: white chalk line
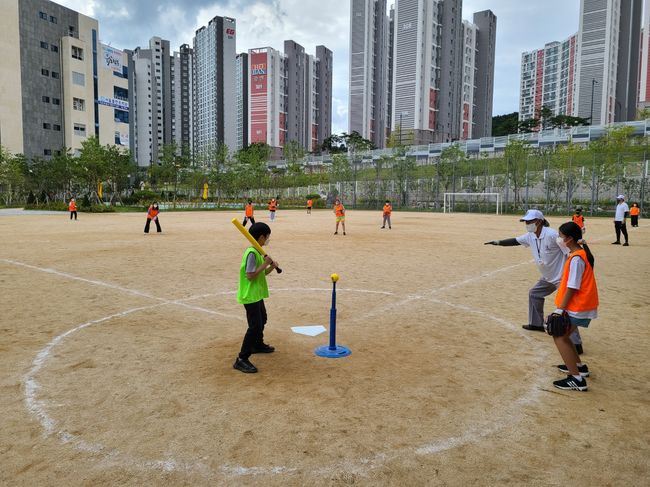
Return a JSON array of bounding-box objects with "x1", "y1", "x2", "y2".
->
[
  {"x1": 12, "y1": 256, "x2": 551, "y2": 480},
  {"x1": 0, "y1": 258, "x2": 241, "y2": 320}
]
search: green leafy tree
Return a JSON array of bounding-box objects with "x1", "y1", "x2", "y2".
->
[
  {"x1": 393, "y1": 155, "x2": 416, "y2": 206},
  {"x1": 492, "y1": 112, "x2": 519, "y2": 137},
  {"x1": 78, "y1": 136, "x2": 108, "y2": 203},
  {"x1": 154, "y1": 143, "x2": 191, "y2": 207},
  {"x1": 284, "y1": 140, "x2": 306, "y2": 178},
  {"x1": 0, "y1": 146, "x2": 26, "y2": 206},
  {"x1": 503, "y1": 139, "x2": 531, "y2": 210},
  {"x1": 437, "y1": 144, "x2": 467, "y2": 205}
]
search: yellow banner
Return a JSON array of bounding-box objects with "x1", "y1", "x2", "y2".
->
[
  {"x1": 97, "y1": 180, "x2": 103, "y2": 199},
  {"x1": 202, "y1": 182, "x2": 209, "y2": 200}
]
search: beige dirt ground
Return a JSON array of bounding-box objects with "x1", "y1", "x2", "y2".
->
[{"x1": 0, "y1": 208, "x2": 649, "y2": 486}]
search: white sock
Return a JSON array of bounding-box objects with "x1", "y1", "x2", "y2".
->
[
  {"x1": 572, "y1": 374, "x2": 583, "y2": 381},
  {"x1": 576, "y1": 362, "x2": 584, "y2": 367}
]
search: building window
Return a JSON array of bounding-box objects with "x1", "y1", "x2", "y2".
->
[
  {"x1": 73, "y1": 123, "x2": 86, "y2": 135},
  {"x1": 53, "y1": 124, "x2": 61, "y2": 131},
  {"x1": 42, "y1": 96, "x2": 50, "y2": 103},
  {"x1": 72, "y1": 71, "x2": 85, "y2": 86},
  {"x1": 39, "y1": 12, "x2": 47, "y2": 20},
  {"x1": 41, "y1": 68, "x2": 49, "y2": 76},
  {"x1": 72, "y1": 46, "x2": 84, "y2": 60},
  {"x1": 50, "y1": 15, "x2": 57, "y2": 24},
  {"x1": 52, "y1": 98, "x2": 60, "y2": 105},
  {"x1": 51, "y1": 71, "x2": 60, "y2": 79},
  {"x1": 73, "y1": 98, "x2": 85, "y2": 111},
  {"x1": 114, "y1": 109, "x2": 129, "y2": 124},
  {"x1": 40, "y1": 41, "x2": 49, "y2": 49},
  {"x1": 43, "y1": 123, "x2": 51, "y2": 130},
  {"x1": 44, "y1": 149, "x2": 52, "y2": 156},
  {"x1": 51, "y1": 45, "x2": 58, "y2": 53}
]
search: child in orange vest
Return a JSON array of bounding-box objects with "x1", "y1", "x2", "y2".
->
[
  {"x1": 307, "y1": 198, "x2": 313, "y2": 215},
  {"x1": 243, "y1": 199, "x2": 255, "y2": 227},
  {"x1": 144, "y1": 202, "x2": 162, "y2": 233},
  {"x1": 630, "y1": 203, "x2": 640, "y2": 227},
  {"x1": 381, "y1": 200, "x2": 392, "y2": 229},
  {"x1": 68, "y1": 198, "x2": 77, "y2": 220},
  {"x1": 549, "y1": 221, "x2": 598, "y2": 391},
  {"x1": 268, "y1": 198, "x2": 278, "y2": 221},
  {"x1": 571, "y1": 206, "x2": 585, "y2": 234},
  {"x1": 333, "y1": 199, "x2": 346, "y2": 235}
]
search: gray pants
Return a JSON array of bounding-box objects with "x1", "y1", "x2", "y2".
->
[{"x1": 529, "y1": 279, "x2": 581, "y2": 345}]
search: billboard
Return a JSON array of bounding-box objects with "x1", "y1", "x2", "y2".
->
[
  {"x1": 250, "y1": 52, "x2": 268, "y2": 144},
  {"x1": 98, "y1": 96, "x2": 129, "y2": 110},
  {"x1": 102, "y1": 46, "x2": 123, "y2": 73}
]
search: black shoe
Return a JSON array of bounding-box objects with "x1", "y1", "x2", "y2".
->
[
  {"x1": 553, "y1": 375, "x2": 588, "y2": 391},
  {"x1": 611, "y1": 241, "x2": 621, "y2": 245},
  {"x1": 334, "y1": 232, "x2": 338, "y2": 235},
  {"x1": 522, "y1": 324, "x2": 545, "y2": 332},
  {"x1": 381, "y1": 226, "x2": 385, "y2": 229},
  {"x1": 251, "y1": 344, "x2": 275, "y2": 354},
  {"x1": 575, "y1": 343, "x2": 584, "y2": 355},
  {"x1": 233, "y1": 357, "x2": 258, "y2": 373},
  {"x1": 623, "y1": 242, "x2": 629, "y2": 246},
  {"x1": 343, "y1": 232, "x2": 346, "y2": 235},
  {"x1": 557, "y1": 363, "x2": 589, "y2": 377}
]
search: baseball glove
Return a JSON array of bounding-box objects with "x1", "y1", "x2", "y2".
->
[{"x1": 545, "y1": 311, "x2": 571, "y2": 337}]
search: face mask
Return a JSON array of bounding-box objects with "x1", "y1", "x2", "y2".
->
[
  {"x1": 526, "y1": 223, "x2": 537, "y2": 233},
  {"x1": 556, "y1": 237, "x2": 568, "y2": 249}
]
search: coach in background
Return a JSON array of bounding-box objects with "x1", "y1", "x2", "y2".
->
[
  {"x1": 484, "y1": 209, "x2": 583, "y2": 354},
  {"x1": 613, "y1": 195, "x2": 630, "y2": 246}
]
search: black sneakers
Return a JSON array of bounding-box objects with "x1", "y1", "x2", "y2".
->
[
  {"x1": 251, "y1": 344, "x2": 275, "y2": 354},
  {"x1": 611, "y1": 241, "x2": 621, "y2": 245},
  {"x1": 233, "y1": 357, "x2": 258, "y2": 373},
  {"x1": 553, "y1": 375, "x2": 588, "y2": 391},
  {"x1": 557, "y1": 363, "x2": 590, "y2": 377},
  {"x1": 623, "y1": 242, "x2": 629, "y2": 246},
  {"x1": 522, "y1": 324, "x2": 545, "y2": 332}
]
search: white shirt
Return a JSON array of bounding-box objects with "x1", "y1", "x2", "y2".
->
[
  {"x1": 565, "y1": 255, "x2": 598, "y2": 319},
  {"x1": 516, "y1": 226, "x2": 569, "y2": 285},
  {"x1": 615, "y1": 202, "x2": 629, "y2": 222}
]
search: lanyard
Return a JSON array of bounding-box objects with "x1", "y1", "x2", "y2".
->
[{"x1": 534, "y1": 237, "x2": 542, "y2": 261}]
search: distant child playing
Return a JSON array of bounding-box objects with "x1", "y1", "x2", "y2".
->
[
  {"x1": 333, "y1": 199, "x2": 346, "y2": 235},
  {"x1": 268, "y1": 198, "x2": 278, "y2": 221},
  {"x1": 144, "y1": 202, "x2": 162, "y2": 233},
  {"x1": 307, "y1": 198, "x2": 313, "y2": 215},
  {"x1": 571, "y1": 206, "x2": 585, "y2": 234},
  {"x1": 234, "y1": 222, "x2": 279, "y2": 374},
  {"x1": 549, "y1": 221, "x2": 598, "y2": 391},
  {"x1": 630, "y1": 203, "x2": 640, "y2": 227},
  {"x1": 381, "y1": 200, "x2": 392, "y2": 229},
  {"x1": 68, "y1": 198, "x2": 77, "y2": 220},
  {"x1": 243, "y1": 199, "x2": 255, "y2": 227}
]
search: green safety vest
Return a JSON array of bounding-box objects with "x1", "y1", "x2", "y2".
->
[{"x1": 237, "y1": 247, "x2": 269, "y2": 304}]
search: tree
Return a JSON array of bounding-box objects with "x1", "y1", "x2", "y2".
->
[
  {"x1": 536, "y1": 105, "x2": 554, "y2": 130},
  {"x1": 492, "y1": 112, "x2": 519, "y2": 137},
  {"x1": 283, "y1": 140, "x2": 305, "y2": 178},
  {"x1": 320, "y1": 134, "x2": 346, "y2": 154},
  {"x1": 548, "y1": 114, "x2": 590, "y2": 129},
  {"x1": 78, "y1": 136, "x2": 108, "y2": 203},
  {"x1": 437, "y1": 145, "x2": 467, "y2": 207},
  {"x1": 393, "y1": 155, "x2": 416, "y2": 206},
  {"x1": 518, "y1": 118, "x2": 540, "y2": 133},
  {"x1": 503, "y1": 139, "x2": 530, "y2": 210},
  {"x1": 104, "y1": 145, "x2": 136, "y2": 205},
  {"x1": 0, "y1": 146, "x2": 26, "y2": 206},
  {"x1": 342, "y1": 131, "x2": 375, "y2": 154},
  {"x1": 155, "y1": 143, "x2": 191, "y2": 207},
  {"x1": 235, "y1": 142, "x2": 272, "y2": 192},
  {"x1": 637, "y1": 107, "x2": 650, "y2": 121}
]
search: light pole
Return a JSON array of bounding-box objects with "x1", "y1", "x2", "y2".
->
[{"x1": 589, "y1": 78, "x2": 598, "y2": 125}]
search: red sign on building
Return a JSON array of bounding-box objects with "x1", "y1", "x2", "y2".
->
[{"x1": 250, "y1": 52, "x2": 268, "y2": 144}]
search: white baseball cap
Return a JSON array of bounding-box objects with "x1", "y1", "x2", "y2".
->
[
  {"x1": 520, "y1": 209, "x2": 544, "y2": 222},
  {"x1": 616, "y1": 194, "x2": 625, "y2": 200}
]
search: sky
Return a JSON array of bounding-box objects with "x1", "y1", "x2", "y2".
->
[{"x1": 56, "y1": 0, "x2": 582, "y2": 134}]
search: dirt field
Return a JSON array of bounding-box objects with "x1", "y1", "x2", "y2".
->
[{"x1": 1, "y1": 207, "x2": 648, "y2": 486}]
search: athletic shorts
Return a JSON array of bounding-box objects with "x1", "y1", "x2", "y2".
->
[
  {"x1": 569, "y1": 316, "x2": 591, "y2": 328},
  {"x1": 336, "y1": 216, "x2": 345, "y2": 222}
]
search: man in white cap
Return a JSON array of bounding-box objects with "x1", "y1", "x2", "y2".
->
[
  {"x1": 484, "y1": 209, "x2": 583, "y2": 353},
  {"x1": 613, "y1": 195, "x2": 630, "y2": 246}
]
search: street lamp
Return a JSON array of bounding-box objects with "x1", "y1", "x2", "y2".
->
[
  {"x1": 589, "y1": 78, "x2": 598, "y2": 125},
  {"x1": 399, "y1": 111, "x2": 409, "y2": 146}
]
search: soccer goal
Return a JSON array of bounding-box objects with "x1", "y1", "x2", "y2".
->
[{"x1": 443, "y1": 193, "x2": 501, "y2": 214}]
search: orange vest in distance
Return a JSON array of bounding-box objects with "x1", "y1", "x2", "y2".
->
[
  {"x1": 307, "y1": 199, "x2": 313, "y2": 208},
  {"x1": 68, "y1": 201, "x2": 77, "y2": 211},
  {"x1": 245, "y1": 204, "x2": 254, "y2": 217},
  {"x1": 572, "y1": 214, "x2": 584, "y2": 227},
  {"x1": 383, "y1": 204, "x2": 392, "y2": 215},
  {"x1": 630, "y1": 207, "x2": 640, "y2": 216},
  {"x1": 148, "y1": 207, "x2": 159, "y2": 219},
  {"x1": 335, "y1": 204, "x2": 345, "y2": 217}
]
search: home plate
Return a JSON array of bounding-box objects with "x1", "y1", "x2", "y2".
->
[{"x1": 291, "y1": 325, "x2": 327, "y2": 336}]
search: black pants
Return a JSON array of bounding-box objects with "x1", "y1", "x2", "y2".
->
[
  {"x1": 614, "y1": 221, "x2": 628, "y2": 243},
  {"x1": 631, "y1": 215, "x2": 639, "y2": 227},
  {"x1": 69, "y1": 211, "x2": 77, "y2": 220},
  {"x1": 144, "y1": 217, "x2": 162, "y2": 233},
  {"x1": 239, "y1": 300, "x2": 267, "y2": 360},
  {"x1": 307, "y1": 207, "x2": 311, "y2": 214},
  {"x1": 242, "y1": 216, "x2": 255, "y2": 227}
]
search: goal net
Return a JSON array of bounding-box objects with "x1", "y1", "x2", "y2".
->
[{"x1": 443, "y1": 193, "x2": 501, "y2": 214}]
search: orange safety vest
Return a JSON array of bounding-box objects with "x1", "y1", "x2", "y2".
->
[
  {"x1": 572, "y1": 214, "x2": 584, "y2": 227},
  {"x1": 268, "y1": 200, "x2": 277, "y2": 211},
  {"x1": 555, "y1": 249, "x2": 599, "y2": 312},
  {"x1": 245, "y1": 203, "x2": 254, "y2": 217},
  {"x1": 147, "y1": 206, "x2": 159, "y2": 219},
  {"x1": 630, "y1": 207, "x2": 640, "y2": 216},
  {"x1": 68, "y1": 201, "x2": 77, "y2": 211},
  {"x1": 335, "y1": 204, "x2": 345, "y2": 217},
  {"x1": 383, "y1": 204, "x2": 392, "y2": 216},
  {"x1": 307, "y1": 199, "x2": 313, "y2": 208}
]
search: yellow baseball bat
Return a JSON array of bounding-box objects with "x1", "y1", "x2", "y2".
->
[{"x1": 231, "y1": 218, "x2": 282, "y2": 274}]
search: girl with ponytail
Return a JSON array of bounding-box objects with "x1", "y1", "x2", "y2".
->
[{"x1": 549, "y1": 221, "x2": 599, "y2": 391}]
